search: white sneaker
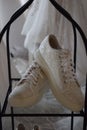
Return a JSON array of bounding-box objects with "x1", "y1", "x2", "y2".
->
[
  {"x1": 8, "y1": 61, "x2": 46, "y2": 107},
  {"x1": 34, "y1": 34, "x2": 84, "y2": 112}
]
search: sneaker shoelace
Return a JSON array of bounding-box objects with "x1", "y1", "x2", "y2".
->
[
  {"x1": 59, "y1": 50, "x2": 76, "y2": 83},
  {"x1": 18, "y1": 62, "x2": 44, "y2": 86}
]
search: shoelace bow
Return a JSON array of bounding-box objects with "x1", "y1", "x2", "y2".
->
[
  {"x1": 59, "y1": 50, "x2": 76, "y2": 83},
  {"x1": 18, "y1": 62, "x2": 43, "y2": 86}
]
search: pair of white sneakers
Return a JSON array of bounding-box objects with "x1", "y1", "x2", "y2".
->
[{"x1": 8, "y1": 34, "x2": 84, "y2": 112}]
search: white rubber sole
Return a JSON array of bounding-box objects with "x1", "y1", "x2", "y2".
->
[{"x1": 35, "y1": 49, "x2": 83, "y2": 112}]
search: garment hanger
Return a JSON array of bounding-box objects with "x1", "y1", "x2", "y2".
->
[{"x1": 0, "y1": 0, "x2": 87, "y2": 54}]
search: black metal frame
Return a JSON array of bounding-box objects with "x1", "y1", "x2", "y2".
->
[{"x1": 0, "y1": 0, "x2": 87, "y2": 130}]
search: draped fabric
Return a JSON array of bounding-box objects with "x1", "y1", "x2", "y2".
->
[{"x1": 22, "y1": 0, "x2": 87, "y2": 86}]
